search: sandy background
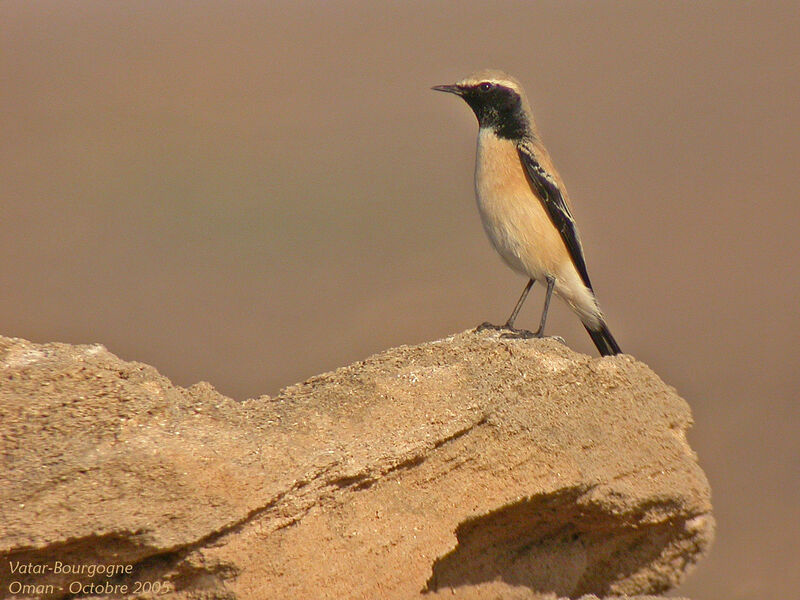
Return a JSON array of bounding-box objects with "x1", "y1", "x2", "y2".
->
[{"x1": 1, "y1": 1, "x2": 798, "y2": 598}]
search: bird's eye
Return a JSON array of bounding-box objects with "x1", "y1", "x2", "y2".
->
[{"x1": 479, "y1": 82, "x2": 493, "y2": 91}]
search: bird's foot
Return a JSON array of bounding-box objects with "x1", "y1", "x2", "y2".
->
[
  {"x1": 476, "y1": 321, "x2": 525, "y2": 333},
  {"x1": 476, "y1": 321, "x2": 536, "y2": 338},
  {"x1": 501, "y1": 328, "x2": 568, "y2": 344},
  {"x1": 476, "y1": 323, "x2": 564, "y2": 344},
  {"x1": 499, "y1": 328, "x2": 538, "y2": 339},
  {"x1": 476, "y1": 321, "x2": 505, "y2": 332},
  {"x1": 503, "y1": 333, "x2": 567, "y2": 345}
]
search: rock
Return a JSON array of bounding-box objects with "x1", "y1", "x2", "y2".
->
[{"x1": 0, "y1": 330, "x2": 713, "y2": 599}]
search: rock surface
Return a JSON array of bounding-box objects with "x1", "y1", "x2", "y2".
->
[{"x1": 0, "y1": 330, "x2": 713, "y2": 599}]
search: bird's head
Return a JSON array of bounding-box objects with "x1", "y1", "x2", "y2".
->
[{"x1": 432, "y1": 69, "x2": 532, "y2": 140}]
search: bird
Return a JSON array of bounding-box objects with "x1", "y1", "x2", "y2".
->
[{"x1": 432, "y1": 69, "x2": 621, "y2": 356}]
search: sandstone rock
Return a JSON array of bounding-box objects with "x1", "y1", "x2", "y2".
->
[{"x1": 0, "y1": 330, "x2": 713, "y2": 599}]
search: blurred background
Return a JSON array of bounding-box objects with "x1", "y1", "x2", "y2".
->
[{"x1": 2, "y1": 1, "x2": 798, "y2": 597}]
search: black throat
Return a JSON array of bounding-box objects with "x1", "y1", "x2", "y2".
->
[{"x1": 461, "y1": 85, "x2": 529, "y2": 140}]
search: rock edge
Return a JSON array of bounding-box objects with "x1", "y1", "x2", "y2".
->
[{"x1": 0, "y1": 330, "x2": 713, "y2": 599}]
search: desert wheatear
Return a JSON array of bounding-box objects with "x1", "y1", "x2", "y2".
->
[{"x1": 433, "y1": 70, "x2": 621, "y2": 355}]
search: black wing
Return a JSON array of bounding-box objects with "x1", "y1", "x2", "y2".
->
[{"x1": 517, "y1": 146, "x2": 593, "y2": 291}]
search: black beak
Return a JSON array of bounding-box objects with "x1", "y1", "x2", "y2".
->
[{"x1": 431, "y1": 84, "x2": 463, "y2": 95}]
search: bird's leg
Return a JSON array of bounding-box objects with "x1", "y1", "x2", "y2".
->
[
  {"x1": 533, "y1": 276, "x2": 555, "y2": 337},
  {"x1": 477, "y1": 278, "x2": 535, "y2": 333},
  {"x1": 503, "y1": 278, "x2": 535, "y2": 330}
]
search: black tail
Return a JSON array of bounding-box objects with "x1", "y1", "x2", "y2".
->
[{"x1": 584, "y1": 322, "x2": 622, "y2": 356}]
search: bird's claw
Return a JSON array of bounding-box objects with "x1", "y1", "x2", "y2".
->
[
  {"x1": 476, "y1": 322, "x2": 538, "y2": 339},
  {"x1": 500, "y1": 328, "x2": 539, "y2": 339},
  {"x1": 475, "y1": 323, "x2": 566, "y2": 344}
]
